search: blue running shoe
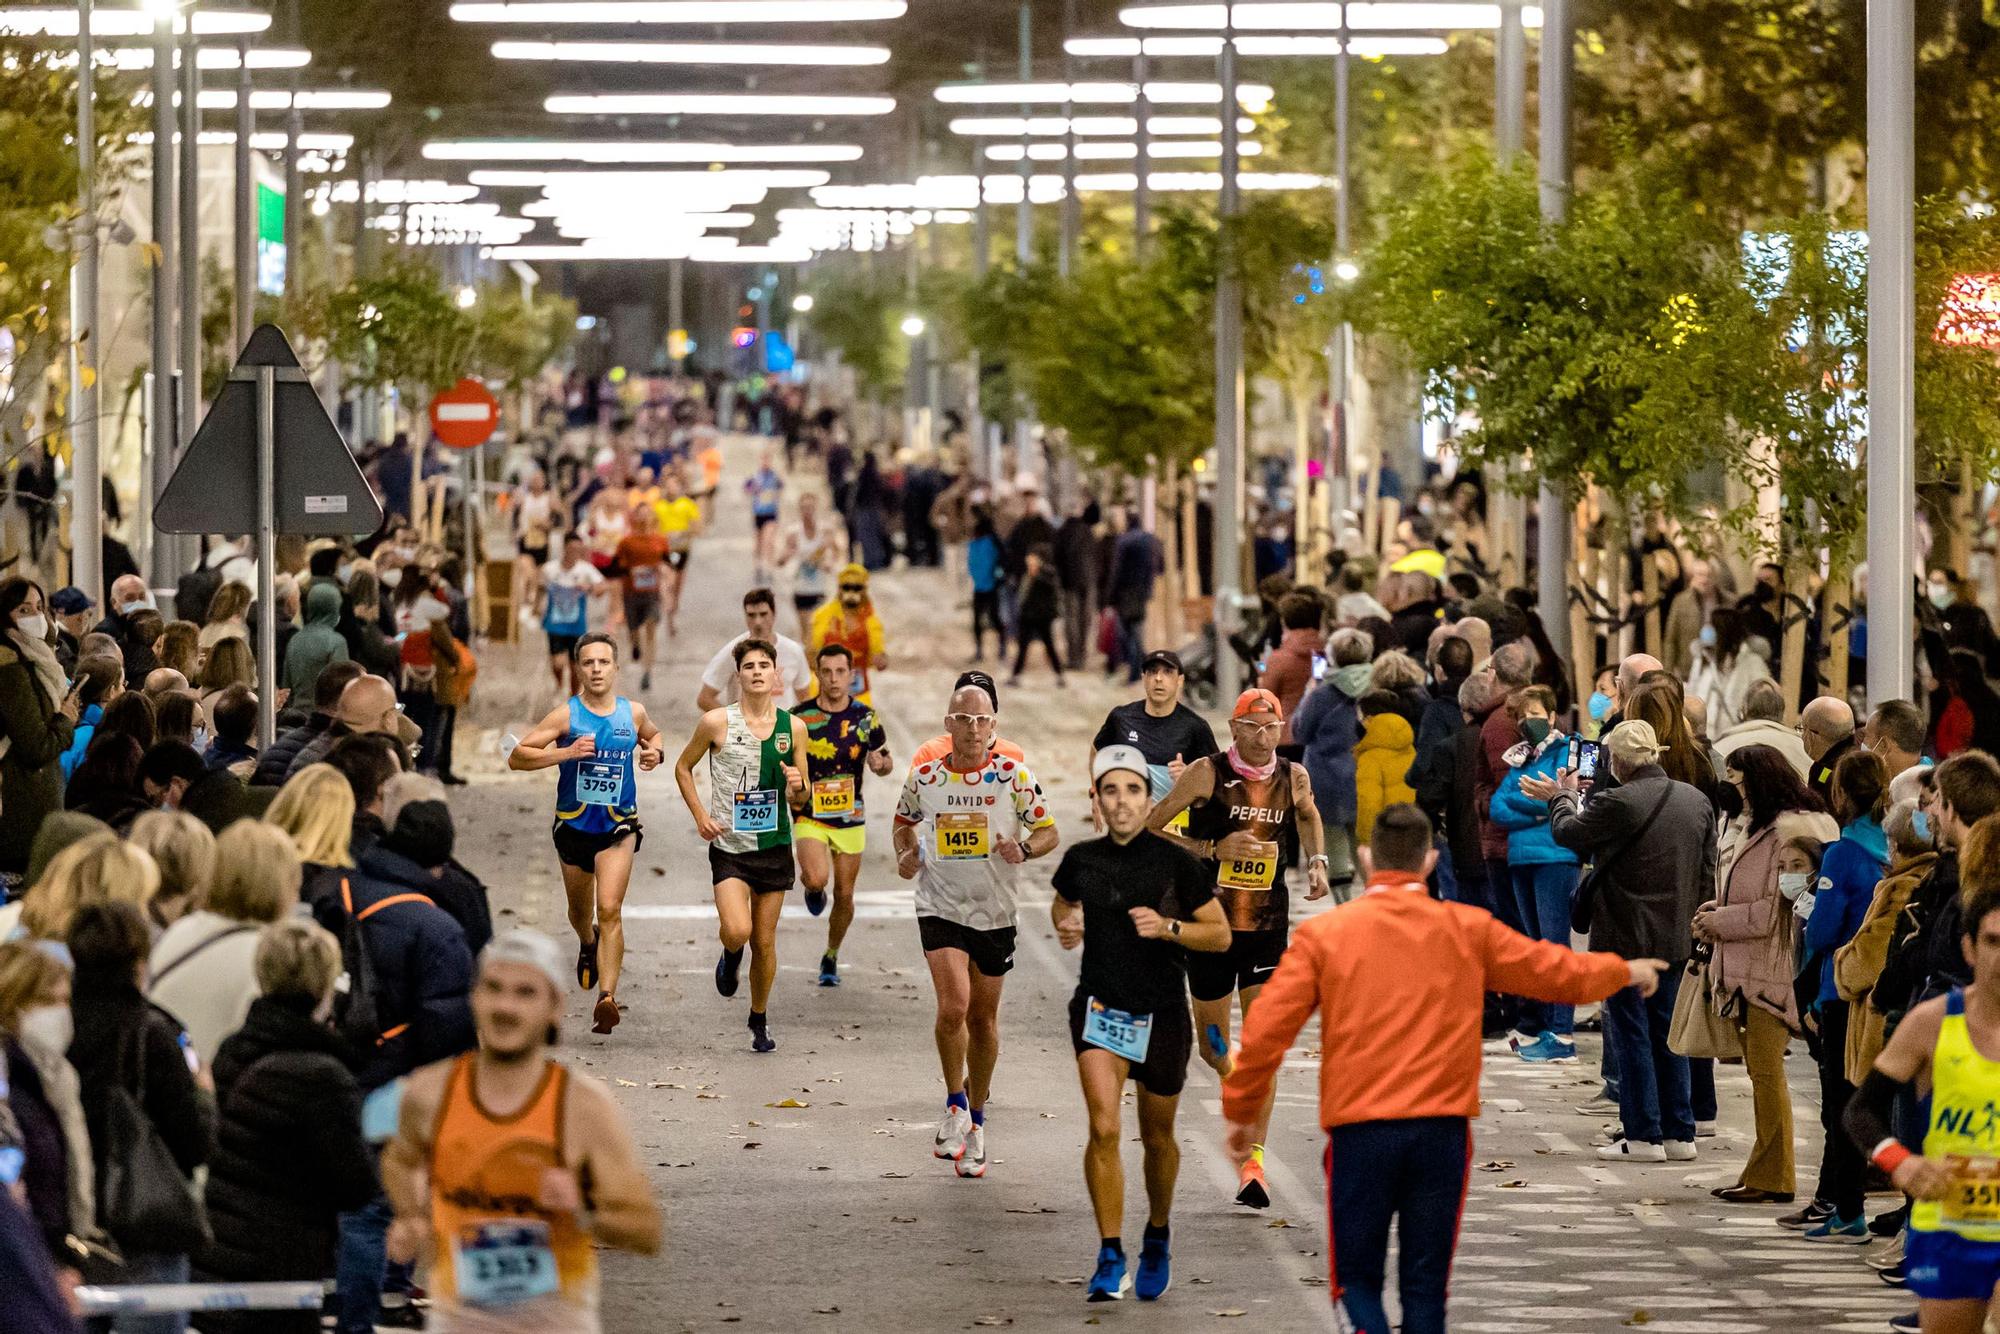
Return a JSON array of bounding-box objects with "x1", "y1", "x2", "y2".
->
[
  {"x1": 1515, "y1": 1032, "x2": 1579, "y2": 1064},
  {"x1": 1086, "y1": 1248, "x2": 1132, "y2": 1303},
  {"x1": 1135, "y1": 1233, "x2": 1171, "y2": 1301},
  {"x1": 818, "y1": 953, "x2": 841, "y2": 987},
  {"x1": 1803, "y1": 1214, "x2": 1870, "y2": 1243},
  {"x1": 804, "y1": 887, "x2": 827, "y2": 916}
]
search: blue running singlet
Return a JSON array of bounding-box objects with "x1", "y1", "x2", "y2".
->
[{"x1": 555, "y1": 696, "x2": 639, "y2": 834}]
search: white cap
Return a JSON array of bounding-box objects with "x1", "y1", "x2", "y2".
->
[
  {"x1": 1091, "y1": 744, "x2": 1150, "y2": 786},
  {"x1": 479, "y1": 929, "x2": 567, "y2": 997}
]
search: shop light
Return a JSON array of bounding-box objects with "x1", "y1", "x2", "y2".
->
[
  {"x1": 934, "y1": 80, "x2": 1272, "y2": 105},
  {"x1": 0, "y1": 6, "x2": 271, "y2": 36},
  {"x1": 984, "y1": 139, "x2": 1259, "y2": 160},
  {"x1": 947, "y1": 114, "x2": 1254, "y2": 136},
  {"x1": 92, "y1": 45, "x2": 312, "y2": 69},
  {"x1": 1066, "y1": 34, "x2": 1448, "y2": 55}
]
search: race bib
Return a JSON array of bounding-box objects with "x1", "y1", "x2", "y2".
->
[
  {"x1": 1943, "y1": 1156, "x2": 2000, "y2": 1226},
  {"x1": 1218, "y1": 841, "x2": 1279, "y2": 891},
  {"x1": 1165, "y1": 809, "x2": 1190, "y2": 834},
  {"x1": 811, "y1": 775, "x2": 855, "y2": 818},
  {"x1": 575, "y1": 760, "x2": 623, "y2": 807},
  {"x1": 935, "y1": 812, "x2": 990, "y2": 860},
  {"x1": 546, "y1": 586, "x2": 584, "y2": 624},
  {"x1": 1082, "y1": 997, "x2": 1153, "y2": 1062},
  {"x1": 631, "y1": 564, "x2": 660, "y2": 591},
  {"x1": 452, "y1": 1221, "x2": 559, "y2": 1308},
  {"x1": 733, "y1": 789, "x2": 779, "y2": 834}
]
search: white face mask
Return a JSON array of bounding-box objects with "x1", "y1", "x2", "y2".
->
[
  {"x1": 1929, "y1": 583, "x2": 1953, "y2": 609},
  {"x1": 191, "y1": 726, "x2": 210, "y2": 753},
  {"x1": 414, "y1": 595, "x2": 450, "y2": 624},
  {"x1": 1777, "y1": 870, "x2": 1813, "y2": 901},
  {"x1": 14, "y1": 613, "x2": 47, "y2": 641},
  {"x1": 121, "y1": 599, "x2": 151, "y2": 616},
  {"x1": 381, "y1": 569, "x2": 403, "y2": 589},
  {"x1": 336, "y1": 562, "x2": 354, "y2": 585},
  {"x1": 18, "y1": 1003, "x2": 72, "y2": 1055}
]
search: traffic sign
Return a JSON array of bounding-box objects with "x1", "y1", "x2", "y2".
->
[
  {"x1": 154, "y1": 324, "x2": 383, "y2": 537},
  {"x1": 429, "y1": 377, "x2": 500, "y2": 450}
]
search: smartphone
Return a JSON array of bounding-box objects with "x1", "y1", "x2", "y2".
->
[
  {"x1": 1576, "y1": 741, "x2": 1600, "y2": 783},
  {"x1": 177, "y1": 1030, "x2": 200, "y2": 1076},
  {"x1": 1311, "y1": 653, "x2": 1329, "y2": 682}
]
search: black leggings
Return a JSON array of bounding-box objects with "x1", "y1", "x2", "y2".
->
[
  {"x1": 1012, "y1": 620, "x2": 1064, "y2": 680},
  {"x1": 972, "y1": 589, "x2": 1005, "y2": 657},
  {"x1": 1813, "y1": 999, "x2": 1865, "y2": 1218}
]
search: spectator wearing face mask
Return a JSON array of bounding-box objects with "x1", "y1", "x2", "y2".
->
[
  {"x1": 138, "y1": 740, "x2": 210, "y2": 815},
  {"x1": 92, "y1": 573, "x2": 159, "y2": 687},
  {"x1": 1487, "y1": 685, "x2": 1584, "y2": 1065},
  {"x1": 0, "y1": 941, "x2": 93, "y2": 1280},
  {"x1": 1834, "y1": 792, "x2": 1936, "y2": 1091},
  {"x1": 0, "y1": 578, "x2": 79, "y2": 881}
]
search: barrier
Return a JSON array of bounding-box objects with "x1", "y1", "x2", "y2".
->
[{"x1": 77, "y1": 1281, "x2": 323, "y2": 1316}]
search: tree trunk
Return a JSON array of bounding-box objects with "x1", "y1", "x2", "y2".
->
[
  {"x1": 1568, "y1": 491, "x2": 1594, "y2": 717},
  {"x1": 1780, "y1": 561, "x2": 1809, "y2": 723},
  {"x1": 1826, "y1": 566, "x2": 1851, "y2": 705}
]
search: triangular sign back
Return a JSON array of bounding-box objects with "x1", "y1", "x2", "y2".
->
[{"x1": 155, "y1": 324, "x2": 385, "y2": 537}]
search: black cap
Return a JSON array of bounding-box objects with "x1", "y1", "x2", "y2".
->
[
  {"x1": 50, "y1": 587, "x2": 95, "y2": 615},
  {"x1": 953, "y1": 669, "x2": 999, "y2": 711},
  {"x1": 1140, "y1": 649, "x2": 1184, "y2": 675}
]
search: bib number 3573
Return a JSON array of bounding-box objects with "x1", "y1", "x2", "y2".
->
[
  {"x1": 1083, "y1": 997, "x2": 1153, "y2": 1062},
  {"x1": 453, "y1": 1221, "x2": 559, "y2": 1308}
]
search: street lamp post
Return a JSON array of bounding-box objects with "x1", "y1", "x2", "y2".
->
[
  {"x1": 1537, "y1": 0, "x2": 1573, "y2": 661},
  {"x1": 1213, "y1": 15, "x2": 1246, "y2": 700},
  {"x1": 233, "y1": 38, "x2": 254, "y2": 350},
  {"x1": 72, "y1": 0, "x2": 103, "y2": 606},
  {"x1": 1321, "y1": 4, "x2": 1352, "y2": 573},
  {"x1": 1866, "y1": 0, "x2": 1916, "y2": 706},
  {"x1": 147, "y1": 5, "x2": 178, "y2": 588}
]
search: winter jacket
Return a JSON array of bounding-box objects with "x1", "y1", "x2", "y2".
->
[
  {"x1": 1661, "y1": 588, "x2": 1713, "y2": 686},
  {"x1": 90, "y1": 609, "x2": 157, "y2": 687},
  {"x1": 1017, "y1": 571, "x2": 1060, "y2": 629},
  {"x1": 0, "y1": 644, "x2": 75, "y2": 874},
  {"x1": 1473, "y1": 699, "x2": 1520, "y2": 861},
  {"x1": 1489, "y1": 732, "x2": 1583, "y2": 868},
  {"x1": 1873, "y1": 850, "x2": 1958, "y2": 1023},
  {"x1": 182, "y1": 758, "x2": 274, "y2": 835},
  {"x1": 1549, "y1": 766, "x2": 1717, "y2": 964},
  {"x1": 284, "y1": 720, "x2": 356, "y2": 782},
  {"x1": 6, "y1": 1035, "x2": 82, "y2": 1259},
  {"x1": 1707, "y1": 809, "x2": 1839, "y2": 1029},
  {"x1": 1353, "y1": 712, "x2": 1416, "y2": 843},
  {"x1": 1709, "y1": 716, "x2": 1810, "y2": 781},
  {"x1": 1408, "y1": 681, "x2": 1464, "y2": 824},
  {"x1": 1805, "y1": 734, "x2": 1857, "y2": 809},
  {"x1": 1292, "y1": 663, "x2": 1370, "y2": 830},
  {"x1": 1259, "y1": 627, "x2": 1324, "y2": 746},
  {"x1": 148, "y1": 910, "x2": 264, "y2": 1066},
  {"x1": 1834, "y1": 849, "x2": 1934, "y2": 1083},
  {"x1": 199, "y1": 994, "x2": 378, "y2": 1283},
  {"x1": 344, "y1": 846, "x2": 477, "y2": 1090},
  {"x1": 1801, "y1": 817, "x2": 1887, "y2": 1008},
  {"x1": 252, "y1": 713, "x2": 333, "y2": 788},
  {"x1": 0, "y1": 1186, "x2": 76, "y2": 1334},
  {"x1": 966, "y1": 535, "x2": 1003, "y2": 594},
  {"x1": 281, "y1": 583, "x2": 350, "y2": 703},
  {"x1": 58, "y1": 703, "x2": 101, "y2": 783}
]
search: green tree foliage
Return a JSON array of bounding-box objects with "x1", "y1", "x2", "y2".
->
[
  {"x1": 327, "y1": 260, "x2": 481, "y2": 396},
  {"x1": 474, "y1": 284, "x2": 577, "y2": 392},
  {"x1": 804, "y1": 266, "x2": 909, "y2": 402}
]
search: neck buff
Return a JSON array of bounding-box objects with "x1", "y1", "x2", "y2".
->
[{"x1": 1226, "y1": 744, "x2": 1277, "y2": 781}]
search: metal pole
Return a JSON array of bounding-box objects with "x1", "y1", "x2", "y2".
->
[
  {"x1": 282, "y1": 106, "x2": 301, "y2": 303},
  {"x1": 1866, "y1": 0, "x2": 1916, "y2": 706},
  {"x1": 71, "y1": 0, "x2": 103, "y2": 606},
  {"x1": 1322, "y1": 6, "x2": 1352, "y2": 566},
  {"x1": 234, "y1": 41, "x2": 254, "y2": 351},
  {"x1": 254, "y1": 364, "x2": 277, "y2": 748},
  {"x1": 1015, "y1": 2, "x2": 1032, "y2": 264},
  {"x1": 668, "y1": 257, "x2": 685, "y2": 371},
  {"x1": 463, "y1": 447, "x2": 479, "y2": 599},
  {"x1": 147, "y1": 11, "x2": 178, "y2": 590},
  {"x1": 1132, "y1": 48, "x2": 1150, "y2": 259},
  {"x1": 970, "y1": 150, "x2": 989, "y2": 480},
  {"x1": 1213, "y1": 20, "x2": 1245, "y2": 700},
  {"x1": 1536, "y1": 0, "x2": 1573, "y2": 658},
  {"x1": 1497, "y1": 0, "x2": 1526, "y2": 160},
  {"x1": 1058, "y1": 0, "x2": 1078, "y2": 279},
  {"x1": 179, "y1": 19, "x2": 200, "y2": 428}
]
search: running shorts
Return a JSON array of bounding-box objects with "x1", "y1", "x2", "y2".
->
[
  {"x1": 917, "y1": 915, "x2": 1016, "y2": 977},
  {"x1": 548, "y1": 633, "x2": 582, "y2": 659},
  {"x1": 709, "y1": 844, "x2": 795, "y2": 895},
  {"x1": 666, "y1": 549, "x2": 690, "y2": 572},
  {"x1": 1185, "y1": 927, "x2": 1289, "y2": 1002},
  {"x1": 795, "y1": 818, "x2": 866, "y2": 856},
  {"x1": 754, "y1": 512, "x2": 779, "y2": 531},
  {"x1": 519, "y1": 541, "x2": 550, "y2": 565},
  {"x1": 1067, "y1": 992, "x2": 1194, "y2": 1097},
  {"x1": 551, "y1": 820, "x2": 641, "y2": 873},
  {"x1": 794, "y1": 592, "x2": 826, "y2": 614},
  {"x1": 1907, "y1": 1229, "x2": 2000, "y2": 1302},
  {"x1": 624, "y1": 589, "x2": 662, "y2": 626}
]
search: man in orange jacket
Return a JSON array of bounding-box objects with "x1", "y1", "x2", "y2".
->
[{"x1": 1221, "y1": 803, "x2": 1666, "y2": 1334}]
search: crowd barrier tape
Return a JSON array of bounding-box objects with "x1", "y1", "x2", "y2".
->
[{"x1": 76, "y1": 1281, "x2": 323, "y2": 1316}]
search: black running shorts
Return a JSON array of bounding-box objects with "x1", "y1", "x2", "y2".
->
[
  {"x1": 1184, "y1": 927, "x2": 1289, "y2": 1002},
  {"x1": 917, "y1": 915, "x2": 1017, "y2": 977}
]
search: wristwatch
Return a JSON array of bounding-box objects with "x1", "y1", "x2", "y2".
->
[
  {"x1": 1308, "y1": 854, "x2": 1331, "y2": 871},
  {"x1": 1168, "y1": 920, "x2": 1182, "y2": 939}
]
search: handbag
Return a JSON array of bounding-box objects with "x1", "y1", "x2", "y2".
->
[
  {"x1": 1095, "y1": 606, "x2": 1119, "y2": 657},
  {"x1": 1668, "y1": 950, "x2": 1745, "y2": 1058},
  {"x1": 1569, "y1": 782, "x2": 1674, "y2": 933},
  {"x1": 97, "y1": 1020, "x2": 211, "y2": 1258}
]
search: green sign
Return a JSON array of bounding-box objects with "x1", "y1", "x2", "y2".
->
[{"x1": 256, "y1": 183, "x2": 286, "y2": 296}]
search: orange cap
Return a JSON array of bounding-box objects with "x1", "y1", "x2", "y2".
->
[{"x1": 1231, "y1": 687, "x2": 1284, "y2": 721}]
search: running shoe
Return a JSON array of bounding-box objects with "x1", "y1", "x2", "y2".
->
[
  {"x1": 1866, "y1": 1236, "x2": 1906, "y2": 1270},
  {"x1": 1575, "y1": 1096, "x2": 1622, "y2": 1117},
  {"x1": 933, "y1": 1103, "x2": 972, "y2": 1161},
  {"x1": 804, "y1": 885, "x2": 827, "y2": 917},
  {"x1": 1515, "y1": 1032, "x2": 1579, "y2": 1064},
  {"x1": 1664, "y1": 1140, "x2": 1697, "y2": 1162},
  {"x1": 1880, "y1": 1263, "x2": 1908, "y2": 1289},
  {"x1": 1870, "y1": 1203, "x2": 1908, "y2": 1237},
  {"x1": 715, "y1": 947, "x2": 743, "y2": 998},
  {"x1": 1235, "y1": 1159, "x2": 1270, "y2": 1209},
  {"x1": 1135, "y1": 1233, "x2": 1171, "y2": 1301},
  {"x1": 956, "y1": 1125, "x2": 988, "y2": 1178},
  {"x1": 1802, "y1": 1215, "x2": 1869, "y2": 1243},
  {"x1": 591, "y1": 993, "x2": 620, "y2": 1035},
  {"x1": 1777, "y1": 1199, "x2": 1834, "y2": 1230},
  {"x1": 1086, "y1": 1247, "x2": 1133, "y2": 1303},
  {"x1": 1482, "y1": 1028, "x2": 1539, "y2": 1055},
  {"x1": 749, "y1": 1016, "x2": 776, "y2": 1054},
  {"x1": 577, "y1": 932, "x2": 599, "y2": 991},
  {"x1": 1889, "y1": 1311, "x2": 1919, "y2": 1332},
  {"x1": 1596, "y1": 1140, "x2": 1667, "y2": 1162},
  {"x1": 818, "y1": 953, "x2": 840, "y2": 987}
]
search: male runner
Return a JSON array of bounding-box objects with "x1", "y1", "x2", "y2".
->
[
  {"x1": 674, "y1": 637, "x2": 809, "y2": 1053},
  {"x1": 807, "y1": 563, "x2": 887, "y2": 704},
  {"x1": 895, "y1": 683, "x2": 1059, "y2": 1178},
  {"x1": 612, "y1": 504, "x2": 669, "y2": 691},
  {"x1": 384, "y1": 930, "x2": 663, "y2": 1334},
  {"x1": 508, "y1": 634, "x2": 664, "y2": 1035},
  {"x1": 696, "y1": 587, "x2": 813, "y2": 712},
  {"x1": 1221, "y1": 805, "x2": 1660, "y2": 1334},
  {"x1": 652, "y1": 466, "x2": 702, "y2": 638},
  {"x1": 538, "y1": 535, "x2": 608, "y2": 700},
  {"x1": 793, "y1": 642, "x2": 894, "y2": 986},
  {"x1": 781, "y1": 492, "x2": 845, "y2": 641},
  {"x1": 1054, "y1": 746, "x2": 1232, "y2": 1302},
  {"x1": 1846, "y1": 877, "x2": 2000, "y2": 1334},
  {"x1": 746, "y1": 449, "x2": 785, "y2": 580},
  {"x1": 1147, "y1": 687, "x2": 1330, "y2": 1209},
  {"x1": 1089, "y1": 649, "x2": 1219, "y2": 829}
]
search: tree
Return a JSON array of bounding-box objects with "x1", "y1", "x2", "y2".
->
[
  {"x1": 473, "y1": 283, "x2": 577, "y2": 393},
  {"x1": 804, "y1": 266, "x2": 910, "y2": 405},
  {"x1": 327, "y1": 260, "x2": 482, "y2": 397}
]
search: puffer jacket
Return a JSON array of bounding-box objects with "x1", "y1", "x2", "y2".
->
[
  {"x1": 1706, "y1": 809, "x2": 1839, "y2": 1029},
  {"x1": 1291, "y1": 663, "x2": 1371, "y2": 830},
  {"x1": 1489, "y1": 731, "x2": 1583, "y2": 868},
  {"x1": 1352, "y1": 711, "x2": 1416, "y2": 843},
  {"x1": 344, "y1": 845, "x2": 477, "y2": 1090},
  {"x1": 1834, "y1": 849, "x2": 1935, "y2": 1083}
]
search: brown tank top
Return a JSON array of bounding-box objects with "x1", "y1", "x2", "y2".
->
[{"x1": 1185, "y1": 754, "x2": 1296, "y2": 932}]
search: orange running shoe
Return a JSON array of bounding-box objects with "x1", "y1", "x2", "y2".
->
[
  {"x1": 1235, "y1": 1158, "x2": 1270, "y2": 1210},
  {"x1": 592, "y1": 993, "x2": 621, "y2": 1034}
]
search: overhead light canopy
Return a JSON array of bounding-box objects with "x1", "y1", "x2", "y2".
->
[
  {"x1": 453, "y1": 1, "x2": 907, "y2": 23},
  {"x1": 948, "y1": 114, "x2": 1256, "y2": 137},
  {"x1": 90, "y1": 45, "x2": 313, "y2": 69},
  {"x1": 811, "y1": 171, "x2": 1325, "y2": 212},
  {"x1": 933, "y1": 80, "x2": 1273, "y2": 106},
  {"x1": 1118, "y1": 3, "x2": 1542, "y2": 30},
  {"x1": 1067, "y1": 34, "x2": 1448, "y2": 55},
  {"x1": 983, "y1": 139, "x2": 1261, "y2": 161},
  {"x1": 469, "y1": 167, "x2": 832, "y2": 189},
  {"x1": 425, "y1": 139, "x2": 864, "y2": 163},
  {"x1": 546, "y1": 93, "x2": 896, "y2": 116},
  {"x1": 168, "y1": 89, "x2": 394, "y2": 111},
  {"x1": 491, "y1": 39, "x2": 890, "y2": 65},
  {"x1": 489, "y1": 239, "x2": 816, "y2": 263},
  {"x1": 0, "y1": 6, "x2": 272, "y2": 36},
  {"x1": 132, "y1": 130, "x2": 355, "y2": 151},
  {"x1": 317, "y1": 179, "x2": 483, "y2": 204}
]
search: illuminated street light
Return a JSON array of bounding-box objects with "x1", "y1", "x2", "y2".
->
[
  {"x1": 1067, "y1": 33, "x2": 1447, "y2": 55},
  {"x1": 900, "y1": 314, "x2": 927, "y2": 337},
  {"x1": 792, "y1": 293, "x2": 814, "y2": 312},
  {"x1": 933, "y1": 80, "x2": 1272, "y2": 106},
  {"x1": 1333, "y1": 258, "x2": 1360, "y2": 281},
  {"x1": 456, "y1": 286, "x2": 479, "y2": 309},
  {"x1": 1117, "y1": 3, "x2": 1542, "y2": 29},
  {"x1": 424, "y1": 140, "x2": 863, "y2": 164},
  {"x1": 0, "y1": 5, "x2": 271, "y2": 35}
]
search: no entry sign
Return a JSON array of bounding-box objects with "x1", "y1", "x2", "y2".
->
[{"x1": 429, "y1": 377, "x2": 500, "y2": 450}]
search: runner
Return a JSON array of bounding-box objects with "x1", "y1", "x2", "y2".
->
[
  {"x1": 538, "y1": 535, "x2": 607, "y2": 700},
  {"x1": 792, "y1": 642, "x2": 894, "y2": 987},
  {"x1": 383, "y1": 929, "x2": 663, "y2": 1334},
  {"x1": 781, "y1": 492, "x2": 846, "y2": 642},
  {"x1": 1220, "y1": 804, "x2": 1661, "y2": 1334},
  {"x1": 1146, "y1": 687, "x2": 1331, "y2": 1209},
  {"x1": 506, "y1": 633, "x2": 665, "y2": 1035},
  {"x1": 697, "y1": 587, "x2": 813, "y2": 711},
  {"x1": 512, "y1": 468, "x2": 562, "y2": 626},
  {"x1": 673, "y1": 637, "x2": 809, "y2": 1053},
  {"x1": 807, "y1": 563, "x2": 887, "y2": 705},
  {"x1": 652, "y1": 466, "x2": 703, "y2": 638},
  {"x1": 894, "y1": 682, "x2": 1059, "y2": 1178},
  {"x1": 1053, "y1": 745, "x2": 1233, "y2": 1302},
  {"x1": 1846, "y1": 875, "x2": 2000, "y2": 1334},
  {"x1": 612, "y1": 505, "x2": 669, "y2": 692},
  {"x1": 746, "y1": 449, "x2": 785, "y2": 581},
  {"x1": 694, "y1": 423, "x2": 724, "y2": 521},
  {"x1": 1089, "y1": 649, "x2": 1219, "y2": 830}
]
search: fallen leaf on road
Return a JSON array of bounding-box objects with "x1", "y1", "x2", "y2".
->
[
  {"x1": 1266, "y1": 1218, "x2": 1295, "y2": 1229},
  {"x1": 747, "y1": 1120, "x2": 763, "y2": 1128},
  {"x1": 1047, "y1": 1278, "x2": 1081, "y2": 1286},
  {"x1": 972, "y1": 1319, "x2": 1012, "y2": 1327},
  {"x1": 1477, "y1": 1160, "x2": 1514, "y2": 1172},
  {"x1": 1533, "y1": 1147, "x2": 1552, "y2": 1155},
  {"x1": 697, "y1": 1093, "x2": 723, "y2": 1100},
  {"x1": 890, "y1": 1215, "x2": 916, "y2": 1223},
  {"x1": 880, "y1": 1171, "x2": 911, "y2": 1179},
  {"x1": 1211, "y1": 1310, "x2": 1248, "y2": 1318},
  {"x1": 1038, "y1": 1112, "x2": 1057, "y2": 1119},
  {"x1": 1624, "y1": 1312, "x2": 1652, "y2": 1327},
  {"x1": 1300, "y1": 1275, "x2": 1327, "y2": 1286},
  {"x1": 1637, "y1": 1198, "x2": 1668, "y2": 1206},
  {"x1": 812, "y1": 1307, "x2": 840, "y2": 1315},
  {"x1": 768, "y1": 1098, "x2": 810, "y2": 1108},
  {"x1": 614, "y1": 1079, "x2": 638, "y2": 1088},
  {"x1": 742, "y1": 1142, "x2": 761, "y2": 1150},
  {"x1": 650, "y1": 1082, "x2": 683, "y2": 1089},
  {"x1": 1004, "y1": 1205, "x2": 1057, "y2": 1214},
  {"x1": 1189, "y1": 1278, "x2": 1213, "y2": 1285},
  {"x1": 1496, "y1": 1180, "x2": 1528, "y2": 1189}
]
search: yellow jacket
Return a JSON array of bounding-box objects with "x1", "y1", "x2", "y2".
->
[
  {"x1": 807, "y1": 600, "x2": 885, "y2": 697},
  {"x1": 1353, "y1": 711, "x2": 1416, "y2": 842}
]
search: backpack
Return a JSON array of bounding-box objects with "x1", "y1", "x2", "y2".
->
[
  {"x1": 174, "y1": 565, "x2": 223, "y2": 625},
  {"x1": 337, "y1": 877, "x2": 435, "y2": 1052}
]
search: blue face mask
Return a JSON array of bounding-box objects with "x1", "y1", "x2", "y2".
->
[
  {"x1": 1913, "y1": 810, "x2": 1932, "y2": 845},
  {"x1": 1699, "y1": 625, "x2": 1718, "y2": 648},
  {"x1": 1587, "y1": 691, "x2": 1613, "y2": 722}
]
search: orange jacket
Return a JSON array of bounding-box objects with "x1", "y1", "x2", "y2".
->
[{"x1": 1221, "y1": 873, "x2": 1631, "y2": 1130}]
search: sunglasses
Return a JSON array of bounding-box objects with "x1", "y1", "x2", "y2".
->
[
  {"x1": 945, "y1": 713, "x2": 996, "y2": 727},
  {"x1": 839, "y1": 584, "x2": 867, "y2": 593}
]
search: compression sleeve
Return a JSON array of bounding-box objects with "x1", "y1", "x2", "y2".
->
[{"x1": 1843, "y1": 1067, "x2": 1912, "y2": 1166}]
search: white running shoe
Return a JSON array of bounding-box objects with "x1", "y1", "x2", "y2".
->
[
  {"x1": 933, "y1": 1104, "x2": 972, "y2": 1161},
  {"x1": 957, "y1": 1124, "x2": 988, "y2": 1178},
  {"x1": 1597, "y1": 1140, "x2": 1668, "y2": 1162},
  {"x1": 1664, "y1": 1140, "x2": 1698, "y2": 1161}
]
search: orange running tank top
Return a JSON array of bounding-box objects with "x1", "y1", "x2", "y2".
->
[{"x1": 428, "y1": 1055, "x2": 598, "y2": 1330}]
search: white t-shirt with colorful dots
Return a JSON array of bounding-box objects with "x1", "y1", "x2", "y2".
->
[{"x1": 895, "y1": 751, "x2": 1054, "y2": 931}]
